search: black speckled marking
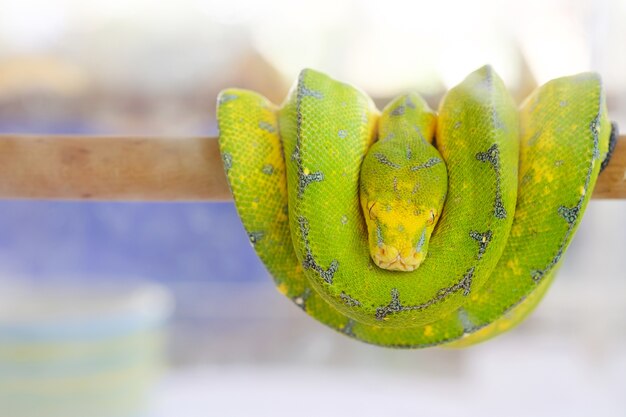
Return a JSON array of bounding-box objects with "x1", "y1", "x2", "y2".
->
[
  {"x1": 405, "y1": 96, "x2": 416, "y2": 109},
  {"x1": 457, "y1": 308, "x2": 478, "y2": 333},
  {"x1": 558, "y1": 205, "x2": 579, "y2": 225},
  {"x1": 300, "y1": 85, "x2": 324, "y2": 99},
  {"x1": 530, "y1": 101, "x2": 604, "y2": 283},
  {"x1": 374, "y1": 153, "x2": 400, "y2": 169},
  {"x1": 292, "y1": 73, "x2": 326, "y2": 198},
  {"x1": 601, "y1": 122, "x2": 618, "y2": 172},
  {"x1": 476, "y1": 144, "x2": 506, "y2": 219},
  {"x1": 298, "y1": 216, "x2": 338, "y2": 284},
  {"x1": 375, "y1": 268, "x2": 474, "y2": 320},
  {"x1": 218, "y1": 93, "x2": 238, "y2": 104},
  {"x1": 293, "y1": 288, "x2": 312, "y2": 310},
  {"x1": 590, "y1": 117, "x2": 601, "y2": 159},
  {"x1": 258, "y1": 121, "x2": 276, "y2": 133},
  {"x1": 530, "y1": 269, "x2": 547, "y2": 282},
  {"x1": 340, "y1": 292, "x2": 361, "y2": 307},
  {"x1": 413, "y1": 125, "x2": 427, "y2": 142},
  {"x1": 410, "y1": 157, "x2": 442, "y2": 171},
  {"x1": 469, "y1": 230, "x2": 493, "y2": 259},
  {"x1": 248, "y1": 231, "x2": 264, "y2": 245},
  {"x1": 291, "y1": 143, "x2": 324, "y2": 197},
  {"x1": 391, "y1": 105, "x2": 406, "y2": 116},
  {"x1": 299, "y1": 171, "x2": 324, "y2": 196},
  {"x1": 262, "y1": 164, "x2": 274, "y2": 175},
  {"x1": 341, "y1": 319, "x2": 356, "y2": 337},
  {"x1": 222, "y1": 152, "x2": 233, "y2": 172}
]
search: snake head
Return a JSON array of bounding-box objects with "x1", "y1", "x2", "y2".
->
[
  {"x1": 359, "y1": 133, "x2": 447, "y2": 272},
  {"x1": 362, "y1": 199, "x2": 442, "y2": 271}
]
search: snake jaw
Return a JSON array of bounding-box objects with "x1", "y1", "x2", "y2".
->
[
  {"x1": 361, "y1": 196, "x2": 436, "y2": 272},
  {"x1": 372, "y1": 244, "x2": 425, "y2": 271}
]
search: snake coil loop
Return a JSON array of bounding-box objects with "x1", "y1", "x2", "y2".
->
[{"x1": 218, "y1": 66, "x2": 612, "y2": 348}]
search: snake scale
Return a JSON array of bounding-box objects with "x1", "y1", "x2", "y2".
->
[{"x1": 217, "y1": 66, "x2": 614, "y2": 348}]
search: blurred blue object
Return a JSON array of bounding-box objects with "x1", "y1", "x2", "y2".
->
[
  {"x1": 0, "y1": 116, "x2": 268, "y2": 285},
  {"x1": 0, "y1": 201, "x2": 267, "y2": 283}
]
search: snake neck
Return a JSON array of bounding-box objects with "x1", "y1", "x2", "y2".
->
[{"x1": 359, "y1": 93, "x2": 448, "y2": 272}]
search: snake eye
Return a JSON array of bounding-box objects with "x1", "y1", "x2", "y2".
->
[
  {"x1": 427, "y1": 209, "x2": 436, "y2": 225},
  {"x1": 368, "y1": 201, "x2": 378, "y2": 220}
]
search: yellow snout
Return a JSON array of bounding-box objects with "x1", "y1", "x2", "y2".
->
[{"x1": 373, "y1": 244, "x2": 425, "y2": 271}]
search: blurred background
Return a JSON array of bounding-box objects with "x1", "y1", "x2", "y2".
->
[{"x1": 0, "y1": 0, "x2": 624, "y2": 416}]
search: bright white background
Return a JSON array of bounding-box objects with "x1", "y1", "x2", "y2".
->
[{"x1": 0, "y1": 1, "x2": 623, "y2": 416}]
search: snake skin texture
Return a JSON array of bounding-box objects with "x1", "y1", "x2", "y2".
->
[{"x1": 217, "y1": 66, "x2": 611, "y2": 348}]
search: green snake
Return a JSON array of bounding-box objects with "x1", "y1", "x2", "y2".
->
[{"x1": 217, "y1": 66, "x2": 614, "y2": 348}]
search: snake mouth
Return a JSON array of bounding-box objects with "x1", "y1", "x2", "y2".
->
[{"x1": 373, "y1": 244, "x2": 425, "y2": 272}]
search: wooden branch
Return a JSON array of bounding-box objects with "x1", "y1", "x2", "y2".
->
[
  {"x1": 593, "y1": 134, "x2": 626, "y2": 198},
  {"x1": 0, "y1": 134, "x2": 623, "y2": 201},
  {"x1": 0, "y1": 135, "x2": 231, "y2": 201}
]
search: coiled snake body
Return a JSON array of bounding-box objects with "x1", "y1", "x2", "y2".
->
[{"x1": 217, "y1": 66, "x2": 612, "y2": 348}]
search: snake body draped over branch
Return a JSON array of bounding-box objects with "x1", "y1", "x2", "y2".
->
[{"x1": 217, "y1": 66, "x2": 612, "y2": 348}]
